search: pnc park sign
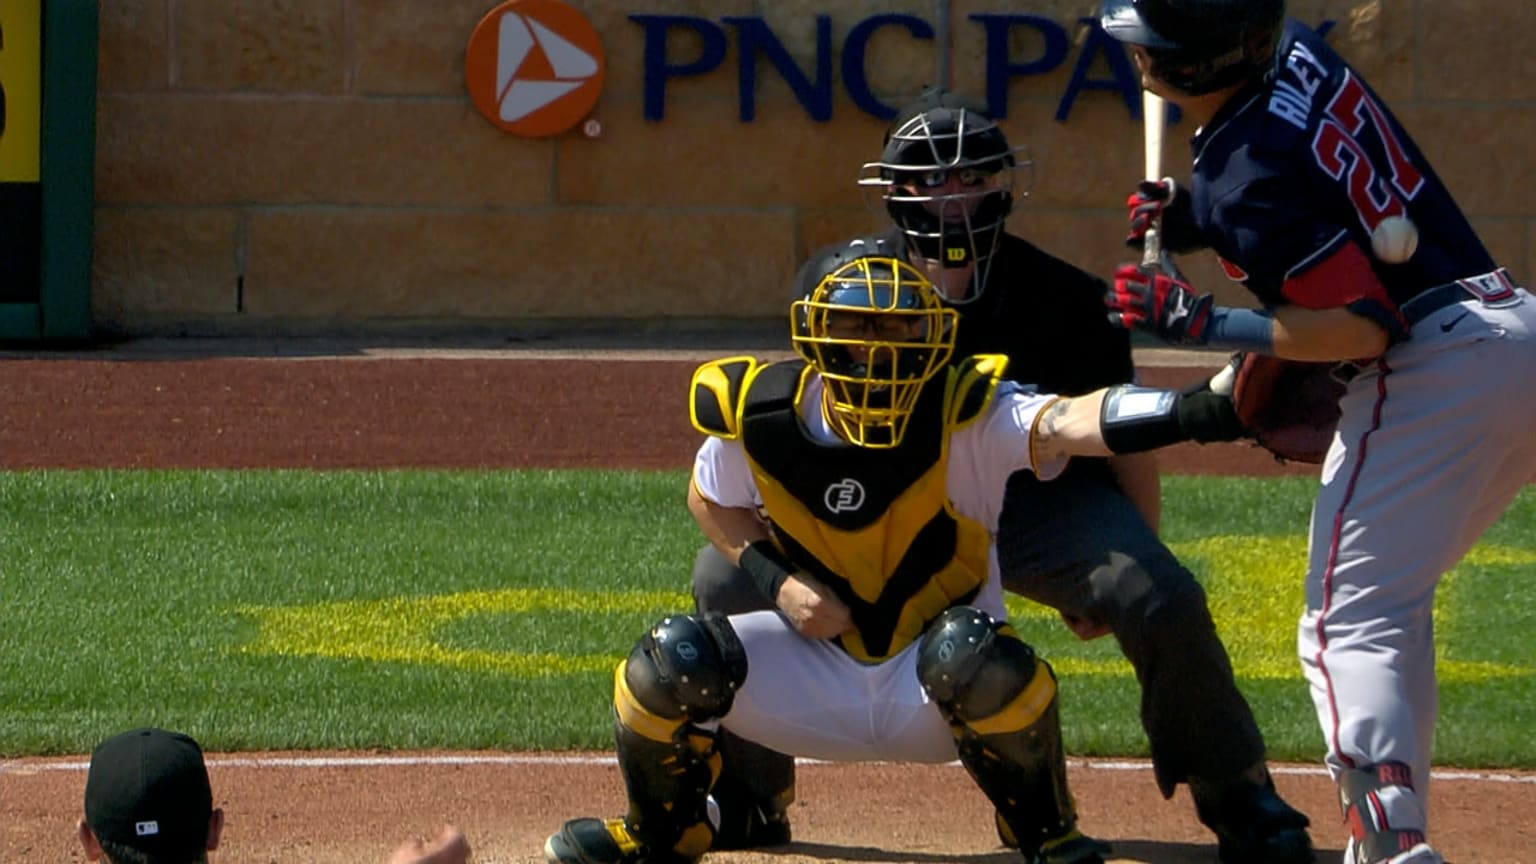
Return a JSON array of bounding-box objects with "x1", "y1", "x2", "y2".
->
[{"x1": 467, "y1": 0, "x2": 1338, "y2": 137}]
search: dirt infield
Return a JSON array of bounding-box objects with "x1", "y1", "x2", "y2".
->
[{"x1": 2, "y1": 346, "x2": 1529, "y2": 863}]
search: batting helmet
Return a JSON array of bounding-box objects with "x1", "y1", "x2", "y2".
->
[
  {"x1": 856, "y1": 87, "x2": 1032, "y2": 304},
  {"x1": 1098, "y1": 0, "x2": 1285, "y2": 94},
  {"x1": 791, "y1": 252, "x2": 957, "y2": 448}
]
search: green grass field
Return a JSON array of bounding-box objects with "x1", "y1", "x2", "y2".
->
[{"x1": 3, "y1": 471, "x2": 1534, "y2": 766}]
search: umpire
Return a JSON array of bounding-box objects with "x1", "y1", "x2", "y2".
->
[{"x1": 691, "y1": 87, "x2": 1311, "y2": 861}]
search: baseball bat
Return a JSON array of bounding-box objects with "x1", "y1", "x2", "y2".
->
[{"x1": 1141, "y1": 90, "x2": 1166, "y2": 268}]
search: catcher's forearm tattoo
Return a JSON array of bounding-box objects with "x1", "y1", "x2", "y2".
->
[
  {"x1": 1033, "y1": 397, "x2": 1076, "y2": 463},
  {"x1": 1042, "y1": 398, "x2": 1072, "y2": 439}
]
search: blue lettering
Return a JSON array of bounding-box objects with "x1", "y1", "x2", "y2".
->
[
  {"x1": 843, "y1": 14, "x2": 934, "y2": 121},
  {"x1": 969, "y1": 14, "x2": 1068, "y2": 119},
  {"x1": 724, "y1": 16, "x2": 832, "y2": 122},
  {"x1": 629, "y1": 15, "x2": 728, "y2": 121},
  {"x1": 1059, "y1": 18, "x2": 1144, "y2": 122},
  {"x1": 630, "y1": 13, "x2": 1342, "y2": 125}
]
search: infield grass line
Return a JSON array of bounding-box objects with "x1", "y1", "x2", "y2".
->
[{"x1": 3, "y1": 470, "x2": 1533, "y2": 766}]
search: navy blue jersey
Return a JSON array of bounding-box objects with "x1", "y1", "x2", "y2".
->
[{"x1": 1188, "y1": 20, "x2": 1495, "y2": 312}]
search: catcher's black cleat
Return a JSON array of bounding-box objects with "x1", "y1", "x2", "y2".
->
[
  {"x1": 1030, "y1": 828, "x2": 1112, "y2": 864},
  {"x1": 1190, "y1": 773, "x2": 1316, "y2": 864},
  {"x1": 995, "y1": 812, "x2": 1110, "y2": 864},
  {"x1": 543, "y1": 817, "x2": 697, "y2": 864},
  {"x1": 708, "y1": 800, "x2": 791, "y2": 850}
]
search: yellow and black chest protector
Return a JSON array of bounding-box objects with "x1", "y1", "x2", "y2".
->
[{"x1": 690, "y1": 354, "x2": 1009, "y2": 662}]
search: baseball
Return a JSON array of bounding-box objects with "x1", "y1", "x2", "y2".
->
[{"x1": 1370, "y1": 215, "x2": 1419, "y2": 264}]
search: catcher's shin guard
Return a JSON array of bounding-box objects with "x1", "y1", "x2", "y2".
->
[
  {"x1": 608, "y1": 614, "x2": 749, "y2": 861},
  {"x1": 917, "y1": 607, "x2": 1097, "y2": 860},
  {"x1": 1338, "y1": 761, "x2": 1436, "y2": 864}
]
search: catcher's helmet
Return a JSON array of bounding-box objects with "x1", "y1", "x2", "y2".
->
[
  {"x1": 856, "y1": 87, "x2": 1032, "y2": 304},
  {"x1": 791, "y1": 253, "x2": 957, "y2": 448},
  {"x1": 1098, "y1": 0, "x2": 1285, "y2": 94}
]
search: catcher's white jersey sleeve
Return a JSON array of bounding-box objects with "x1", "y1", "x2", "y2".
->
[{"x1": 691, "y1": 375, "x2": 1063, "y2": 532}]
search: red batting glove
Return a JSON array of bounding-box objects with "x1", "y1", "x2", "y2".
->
[
  {"x1": 1125, "y1": 178, "x2": 1177, "y2": 248},
  {"x1": 1105, "y1": 262, "x2": 1213, "y2": 345}
]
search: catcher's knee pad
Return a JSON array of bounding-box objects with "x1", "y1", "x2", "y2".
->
[
  {"x1": 915, "y1": 606, "x2": 1076, "y2": 856},
  {"x1": 612, "y1": 614, "x2": 749, "y2": 859},
  {"x1": 623, "y1": 613, "x2": 748, "y2": 724},
  {"x1": 1339, "y1": 761, "x2": 1429, "y2": 863}
]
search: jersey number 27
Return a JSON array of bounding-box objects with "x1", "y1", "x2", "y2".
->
[{"x1": 1311, "y1": 71, "x2": 1425, "y2": 233}]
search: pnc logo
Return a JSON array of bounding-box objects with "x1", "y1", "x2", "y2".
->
[{"x1": 464, "y1": 0, "x2": 605, "y2": 138}]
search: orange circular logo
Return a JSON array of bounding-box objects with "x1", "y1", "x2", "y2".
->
[{"x1": 464, "y1": 0, "x2": 606, "y2": 138}]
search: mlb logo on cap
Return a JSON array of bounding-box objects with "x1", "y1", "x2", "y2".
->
[{"x1": 84, "y1": 728, "x2": 213, "y2": 857}]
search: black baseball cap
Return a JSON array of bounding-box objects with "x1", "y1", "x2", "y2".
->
[
  {"x1": 84, "y1": 728, "x2": 213, "y2": 859},
  {"x1": 887, "y1": 85, "x2": 995, "y2": 137}
]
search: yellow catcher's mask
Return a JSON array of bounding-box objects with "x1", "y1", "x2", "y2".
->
[{"x1": 791, "y1": 255, "x2": 958, "y2": 448}]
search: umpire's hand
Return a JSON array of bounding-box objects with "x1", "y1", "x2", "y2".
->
[{"x1": 777, "y1": 573, "x2": 853, "y2": 640}]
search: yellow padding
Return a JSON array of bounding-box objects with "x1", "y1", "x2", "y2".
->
[
  {"x1": 966, "y1": 661, "x2": 1057, "y2": 737},
  {"x1": 613, "y1": 660, "x2": 686, "y2": 744}
]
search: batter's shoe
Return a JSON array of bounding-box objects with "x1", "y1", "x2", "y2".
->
[
  {"x1": 1366, "y1": 842, "x2": 1444, "y2": 864},
  {"x1": 1190, "y1": 772, "x2": 1315, "y2": 864},
  {"x1": 543, "y1": 817, "x2": 697, "y2": 864}
]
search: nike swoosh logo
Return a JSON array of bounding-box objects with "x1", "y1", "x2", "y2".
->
[{"x1": 1440, "y1": 311, "x2": 1470, "y2": 333}]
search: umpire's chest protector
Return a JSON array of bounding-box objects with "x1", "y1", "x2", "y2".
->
[{"x1": 690, "y1": 355, "x2": 1008, "y2": 662}]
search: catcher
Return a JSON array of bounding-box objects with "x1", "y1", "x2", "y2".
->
[{"x1": 543, "y1": 251, "x2": 1252, "y2": 864}]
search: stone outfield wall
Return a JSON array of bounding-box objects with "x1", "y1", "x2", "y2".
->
[{"x1": 92, "y1": 1, "x2": 1536, "y2": 335}]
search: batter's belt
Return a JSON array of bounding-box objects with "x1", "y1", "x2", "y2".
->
[{"x1": 1399, "y1": 267, "x2": 1519, "y2": 327}]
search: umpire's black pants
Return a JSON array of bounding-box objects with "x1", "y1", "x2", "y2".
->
[
  {"x1": 995, "y1": 460, "x2": 1266, "y2": 795},
  {"x1": 691, "y1": 460, "x2": 1268, "y2": 812}
]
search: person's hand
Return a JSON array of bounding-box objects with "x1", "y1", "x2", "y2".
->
[
  {"x1": 1059, "y1": 610, "x2": 1112, "y2": 641},
  {"x1": 1106, "y1": 262, "x2": 1213, "y2": 345},
  {"x1": 388, "y1": 825, "x2": 470, "y2": 864},
  {"x1": 776, "y1": 573, "x2": 852, "y2": 640},
  {"x1": 1126, "y1": 178, "x2": 1176, "y2": 247},
  {"x1": 1125, "y1": 178, "x2": 1202, "y2": 253}
]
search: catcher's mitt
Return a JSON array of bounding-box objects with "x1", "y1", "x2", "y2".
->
[{"x1": 1220, "y1": 353, "x2": 1346, "y2": 464}]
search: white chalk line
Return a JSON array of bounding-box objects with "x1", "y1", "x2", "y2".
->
[{"x1": 5, "y1": 753, "x2": 1533, "y2": 785}]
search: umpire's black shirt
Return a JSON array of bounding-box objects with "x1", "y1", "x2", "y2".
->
[{"x1": 874, "y1": 227, "x2": 1135, "y2": 485}]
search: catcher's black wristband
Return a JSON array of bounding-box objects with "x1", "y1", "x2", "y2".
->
[
  {"x1": 739, "y1": 540, "x2": 795, "y2": 602},
  {"x1": 1101, "y1": 385, "x2": 1246, "y2": 453},
  {"x1": 1100, "y1": 386, "x2": 1185, "y2": 454}
]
